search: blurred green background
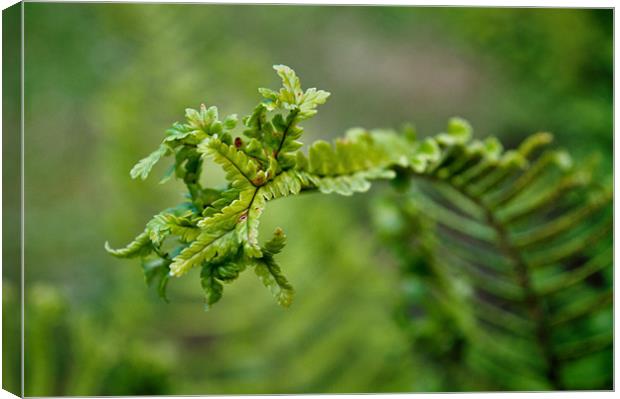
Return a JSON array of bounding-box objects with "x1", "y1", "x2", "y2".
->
[{"x1": 4, "y1": 3, "x2": 612, "y2": 395}]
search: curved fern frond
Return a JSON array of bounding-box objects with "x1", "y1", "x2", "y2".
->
[
  {"x1": 373, "y1": 123, "x2": 612, "y2": 390},
  {"x1": 107, "y1": 62, "x2": 611, "y2": 392},
  {"x1": 105, "y1": 231, "x2": 152, "y2": 259},
  {"x1": 253, "y1": 228, "x2": 294, "y2": 307}
]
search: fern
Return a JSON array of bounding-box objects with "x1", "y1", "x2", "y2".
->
[
  {"x1": 373, "y1": 127, "x2": 612, "y2": 389},
  {"x1": 106, "y1": 65, "x2": 405, "y2": 308},
  {"x1": 106, "y1": 60, "x2": 612, "y2": 382}
]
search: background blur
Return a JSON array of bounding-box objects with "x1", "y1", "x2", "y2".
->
[{"x1": 4, "y1": 3, "x2": 612, "y2": 395}]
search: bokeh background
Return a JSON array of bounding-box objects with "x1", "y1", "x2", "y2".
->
[{"x1": 3, "y1": 3, "x2": 612, "y2": 395}]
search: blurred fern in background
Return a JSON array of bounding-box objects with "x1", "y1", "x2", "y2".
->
[
  {"x1": 373, "y1": 131, "x2": 612, "y2": 390},
  {"x1": 3, "y1": 283, "x2": 174, "y2": 396}
]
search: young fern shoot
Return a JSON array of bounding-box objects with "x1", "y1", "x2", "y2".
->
[{"x1": 106, "y1": 65, "x2": 408, "y2": 309}]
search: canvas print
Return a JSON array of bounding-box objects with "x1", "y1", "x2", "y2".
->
[{"x1": 2, "y1": 2, "x2": 613, "y2": 396}]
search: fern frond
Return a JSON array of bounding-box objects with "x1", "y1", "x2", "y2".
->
[
  {"x1": 199, "y1": 138, "x2": 262, "y2": 189},
  {"x1": 253, "y1": 228, "x2": 294, "y2": 307},
  {"x1": 254, "y1": 257, "x2": 294, "y2": 308},
  {"x1": 200, "y1": 263, "x2": 224, "y2": 310},
  {"x1": 197, "y1": 189, "x2": 255, "y2": 229},
  {"x1": 373, "y1": 121, "x2": 612, "y2": 390},
  {"x1": 311, "y1": 169, "x2": 396, "y2": 196},
  {"x1": 257, "y1": 170, "x2": 307, "y2": 202},
  {"x1": 256, "y1": 65, "x2": 331, "y2": 167},
  {"x1": 130, "y1": 145, "x2": 169, "y2": 180},
  {"x1": 158, "y1": 213, "x2": 201, "y2": 243},
  {"x1": 105, "y1": 231, "x2": 152, "y2": 258},
  {"x1": 169, "y1": 229, "x2": 239, "y2": 277},
  {"x1": 142, "y1": 258, "x2": 171, "y2": 302},
  {"x1": 108, "y1": 63, "x2": 611, "y2": 392},
  {"x1": 260, "y1": 64, "x2": 330, "y2": 120},
  {"x1": 105, "y1": 205, "x2": 199, "y2": 261},
  {"x1": 235, "y1": 189, "x2": 265, "y2": 258}
]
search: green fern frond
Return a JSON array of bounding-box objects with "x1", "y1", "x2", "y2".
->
[
  {"x1": 373, "y1": 122, "x2": 612, "y2": 390},
  {"x1": 200, "y1": 263, "x2": 224, "y2": 310},
  {"x1": 142, "y1": 257, "x2": 171, "y2": 302},
  {"x1": 130, "y1": 145, "x2": 169, "y2": 180},
  {"x1": 170, "y1": 229, "x2": 239, "y2": 277},
  {"x1": 199, "y1": 138, "x2": 262, "y2": 188},
  {"x1": 105, "y1": 231, "x2": 152, "y2": 258},
  {"x1": 260, "y1": 64, "x2": 330, "y2": 119},
  {"x1": 253, "y1": 228, "x2": 294, "y2": 307},
  {"x1": 107, "y1": 61, "x2": 611, "y2": 387},
  {"x1": 254, "y1": 256, "x2": 294, "y2": 308},
  {"x1": 256, "y1": 65, "x2": 331, "y2": 168},
  {"x1": 235, "y1": 190, "x2": 265, "y2": 258},
  {"x1": 157, "y1": 213, "x2": 201, "y2": 243}
]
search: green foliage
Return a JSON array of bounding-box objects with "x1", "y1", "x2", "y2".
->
[
  {"x1": 106, "y1": 65, "x2": 370, "y2": 307},
  {"x1": 253, "y1": 228, "x2": 294, "y2": 307},
  {"x1": 9, "y1": 283, "x2": 173, "y2": 396},
  {"x1": 373, "y1": 125, "x2": 612, "y2": 390},
  {"x1": 106, "y1": 65, "x2": 410, "y2": 308},
  {"x1": 106, "y1": 65, "x2": 611, "y2": 399},
  {"x1": 25, "y1": 5, "x2": 612, "y2": 394}
]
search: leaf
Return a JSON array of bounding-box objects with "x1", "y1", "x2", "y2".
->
[
  {"x1": 223, "y1": 114, "x2": 238, "y2": 131},
  {"x1": 225, "y1": 189, "x2": 264, "y2": 258},
  {"x1": 215, "y1": 261, "x2": 247, "y2": 282},
  {"x1": 254, "y1": 256, "x2": 294, "y2": 307},
  {"x1": 200, "y1": 264, "x2": 224, "y2": 310},
  {"x1": 142, "y1": 258, "x2": 171, "y2": 302},
  {"x1": 105, "y1": 231, "x2": 152, "y2": 258},
  {"x1": 266, "y1": 65, "x2": 331, "y2": 119},
  {"x1": 374, "y1": 128, "x2": 612, "y2": 390},
  {"x1": 169, "y1": 230, "x2": 239, "y2": 277},
  {"x1": 259, "y1": 170, "x2": 302, "y2": 200},
  {"x1": 314, "y1": 169, "x2": 395, "y2": 196},
  {"x1": 185, "y1": 104, "x2": 220, "y2": 132},
  {"x1": 298, "y1": 87, "x2": 331, "y2": 119},
  {"x1": 264, "y1": 227, "x2": 287, "y2": 255},
  {"x1": 199, "y1": 138, "x2": 260, "y2": 189},
  {"x1": 309, "y1": 140, "x2": 337, "y2": 175},
  {"x1": 163, "y1": 123, "x2": 199, "y2": 144},
  {"x1": 160, "y1": 213, "x2": 201, "y2": 243},
  {"x1": 159, "y1": 163, "x2": 176, "y2": 184},
  {"x1": 272, "y1": 64, "x2": 303, "y2": 105},
  {"x1": 130, "y1": 145, "x2": 168, "y2": 180},
  {"x1": 198, "y1": 188, "x2": 256, "y2": 230},
  {"x1": 436, "y1": 117, "x2": 473, "y2": 145},
  {"x1": 146, "y1": 214, "x2": 171, "y2": 247}
]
